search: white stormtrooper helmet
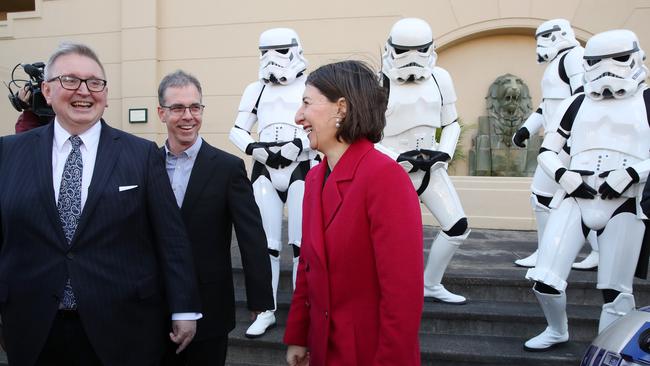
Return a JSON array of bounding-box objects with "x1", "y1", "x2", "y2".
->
[
  {"x1": 535, "y1": 19, "x2": 579, "y2": 63},
  {"x1": 258, "y1": 28, "x2": 308, "y2": 85},
  {"x1": 583, "y1": 29, "x2": 648, "y2": 100},
  {"x1": 382, "y1": 18, "x2": 436, "y2": 84}
]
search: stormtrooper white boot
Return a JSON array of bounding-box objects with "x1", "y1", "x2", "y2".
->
[
  {"x1": 524, "y1": 289, "x2": 569, "y2": 351},
  {"x1": 515, "y1": 250, "x2": 539, "y2": 268},
  {"x1": 572, "y1": 231, "x2": 599, "y2": 270},
  {"x1": 423, "y1": 230, "x2": 469, "y2": 304},
  {"x1": 572, "y1": 250, "x2": 599, "y2": 270},
  {"x1": 598, "y1": 293, "x2": 635, "y2": 333},
  {"x1": 516, "y1": 196, "x2": 549, "y2": 268},
  {"x1": 245, "y1": 254, "x2": 279, "y2": 338}
]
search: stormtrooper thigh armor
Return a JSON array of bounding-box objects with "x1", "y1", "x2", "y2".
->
[
  {"x1": 418, "y1": 167, "x2": 470, "y2": 304},
  {"x1": 526, "y1": 196, "x2": 644, "y2": 349},
  {"x1": 252, "y1": 163, "x2": 305, "y2": 288},
  {"x1": 524, "y1": 197, "x2": 587, "y2": 351}
]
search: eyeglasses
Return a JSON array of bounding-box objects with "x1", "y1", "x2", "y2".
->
[
  {"x1": 47, "y1": 75, "x2": 107, "y2": 92},
  {"x1": 160, "y1": 103, "x2": 205, "y2": 116}
]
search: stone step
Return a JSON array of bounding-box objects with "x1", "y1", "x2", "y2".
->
[
  {"x1": 226, "y1": 312, "x2": 589, "y2": 366},
  {"x1": 231, "y1": 226, "x2": 650, "y2": 306},
  {"x1": 226, "y1": 227, "x2": 646, "y2": 365},
  {"x1": 233, "y1": 265, "x2": 650, "y2": 307},
  {"x1": 441, "y1": 269, "x2": 650, "y2": 306},
  {"x1": 233, "y1": 289, "x2": 600, "y2": 342}
]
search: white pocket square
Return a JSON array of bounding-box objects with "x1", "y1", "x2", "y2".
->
[{"x1": 119, "y1": 185, "x2": 138, "y2": 192}]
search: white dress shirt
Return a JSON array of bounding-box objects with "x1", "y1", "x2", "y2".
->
[{"x1": 52, "y1": 119, "x2": 101, "y2": 208}]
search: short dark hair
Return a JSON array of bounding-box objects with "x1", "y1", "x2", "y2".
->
[
  {"x1": 306, "y1": 60, "x2": 386, "y2": 144},
  {"x1": 158, "y1": 70, "x2": 203, "y2": 106}
]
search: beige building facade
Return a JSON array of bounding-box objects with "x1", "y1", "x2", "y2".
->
[{"x1": 1, "y1": 0, "x2": 649, "y2": 229}]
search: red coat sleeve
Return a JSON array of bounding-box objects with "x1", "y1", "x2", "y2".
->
[
  {"x1": 367, "y1": 159, "x2": 424, "y2": 365},
  {"x1": 283, "y1": 252, "x2": 310, "y2": 346},
  {"x1": 283, "y1": 171, "x2": 316, "y2": 346}
]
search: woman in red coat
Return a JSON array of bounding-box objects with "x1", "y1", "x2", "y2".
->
[{"x1": 284, "y1": 60, "x2": 424, "y2": 366}]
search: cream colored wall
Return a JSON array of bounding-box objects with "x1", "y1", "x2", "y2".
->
[
  {"x1": 438, "y1": 33, "x2": 544, "y2": 175},
  {"x1": 1, "y1": 0, "x2": 649, "y2": 229}
]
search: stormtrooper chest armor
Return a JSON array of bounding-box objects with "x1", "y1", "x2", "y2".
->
[
  {"x1": 385, "y1": 78, "x2": 441, "y2": 137},
  {"x1": 541, "y1": 50, "x2": 573, "y2": 100},
  {"x1": 570, "y1": 93, "x2": 650, "y2": 171},
  {"x1": 256, "y1": 81, "x2": 306, "y2": 142}
]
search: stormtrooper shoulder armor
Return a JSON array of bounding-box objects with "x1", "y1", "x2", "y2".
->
[
  {"x1": 431, "y1": 66, "x2": 457, "y2": 105},
  {"x1": 238, "y1": 81, "x2": 265, "y2": 114},
  {"x1": 565, "y1": 46, "x2": 586, "y2": 94},
  {"x1": 564, "y1": 46, "x2": 585, "y2": 79}
]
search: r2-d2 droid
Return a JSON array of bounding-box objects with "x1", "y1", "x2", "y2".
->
[
  {"x1": 512, "y1": 18, "x2": 599, "y2": 270},
  {"x1": 376, "y1": 18, "x2": 469, "y2": 304},
  {"x1": 581, "y1": 307, "x2": 650, "y2": 366},
  {"x1": 229, "y1": 28, "x2": 318, "y2": 337},
  {"x1": 524, "y1": 29, "x2": 650, "y2": 352}
]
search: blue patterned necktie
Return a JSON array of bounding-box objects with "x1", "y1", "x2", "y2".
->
[{"x1": 57, "y1": 135, "x2": 83, "y2": 310}]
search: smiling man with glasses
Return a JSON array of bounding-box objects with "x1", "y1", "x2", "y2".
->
[
  {"x1": 157, "y1": 70, "x2": 273, "y2": 366},
  {"x1": 0, "y1": 42, "x2": 201, "y2": 366}
]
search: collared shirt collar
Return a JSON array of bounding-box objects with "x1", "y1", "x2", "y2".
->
[
  {"x1": 164, "y1": 137, "x2": 203, "y2": 158},
  {"x1": 53, "y1": 118, "x2": 102, "y2": 153}
]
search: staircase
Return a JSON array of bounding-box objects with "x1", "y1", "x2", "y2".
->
[{"x1": 226, "y1": 226, "x2": 650, "y2": 366}]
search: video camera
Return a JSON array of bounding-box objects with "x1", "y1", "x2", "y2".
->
[{"x1": 5, "y1": 62, "x2": 55, "y2": 118}]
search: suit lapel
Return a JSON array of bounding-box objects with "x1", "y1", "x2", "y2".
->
[
  {"x1": 35, "y1": 123, "x2": 68, "y2": 247},
  {"x1": 180, "y1": 143, "x2": 215, "y2": 217},
  {"x1": 321, "y1": 139, "x2": 372, "y2": 230},
  {"x1": 73, "y1": 121, "x2": 121, "y2": 245}
]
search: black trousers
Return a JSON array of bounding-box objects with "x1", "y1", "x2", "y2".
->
[
  {"x1": 35, "y1": 311, "x2": 103, "y2": 366},
  {"x1": 162, "y1": 334, "x2": 228, "y2": 366}
]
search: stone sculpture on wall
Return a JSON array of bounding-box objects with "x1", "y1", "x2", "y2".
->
[{"x1": 469, "y1": 73, "x2": 541, "y2": 176}]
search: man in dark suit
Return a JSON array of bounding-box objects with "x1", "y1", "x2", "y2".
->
[
  {"x1": 157, "y1": 70, "x2": 274, "y2": 366},
  {"x1": 0, "y1": 43, "x2": 201, "y2": 366}
]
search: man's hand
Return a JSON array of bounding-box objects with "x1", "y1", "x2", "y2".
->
[
  {"x1": 286, "y1": 345, "x2": 309, "y2": 366},
  {"x1": 169, "y1": 320, "x2": 196, "y2": 354},
  {"x1": 512, "y1": 127, "x2": 530, "y2": 148}
]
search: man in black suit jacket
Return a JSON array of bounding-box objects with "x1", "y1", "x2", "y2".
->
[
  {"x1": 157, "y1": 70, "x2": 274, "y2": 365},
  {"x1": 0, "y1": 43, "x2": 201, "y2": 366}
]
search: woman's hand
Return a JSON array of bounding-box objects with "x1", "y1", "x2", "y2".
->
[{"x1": 286, "y1": 345, "x2": 309, "y2": 366}]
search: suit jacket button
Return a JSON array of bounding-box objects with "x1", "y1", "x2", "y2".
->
[
  {"x1": 66, "y1": 252, "x2": 74, "y2": 260},
  {"x1": 324, "y1": 311, "x2": 328, "y2": 318}
]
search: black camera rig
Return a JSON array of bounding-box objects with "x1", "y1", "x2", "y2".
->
[{"x1": 5, "y1": 62, "x2": 55, "y2": 118}]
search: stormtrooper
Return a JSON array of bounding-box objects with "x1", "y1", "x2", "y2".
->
[
  {"x1": 512, "y1": 18, "x2": 599, "y2": 270},
  {"x1": 229, "y1": 28, "x2": 317, "y2": 337},
  {"x1": 376, "y1": 18, "x2": 469, "y2": 304},
  {"x1": 524, "y1": 29, "x2": 650, "y2": 351}
]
